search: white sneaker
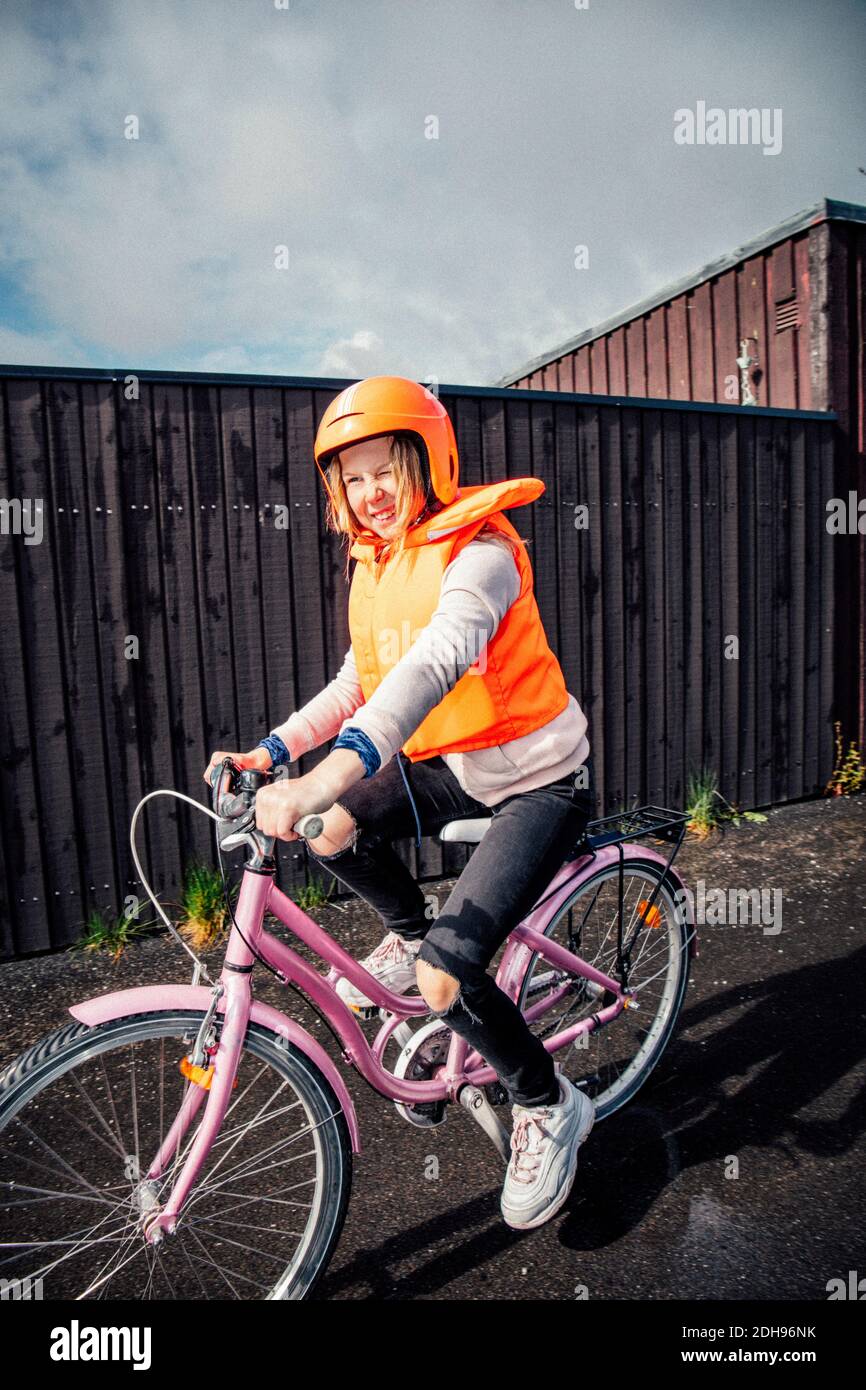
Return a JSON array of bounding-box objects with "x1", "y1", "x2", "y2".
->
[
  {"x1": 500, "y1": 1076, "x2": 596, "y2": 1230},
  {"x1": 336, "y1": 930, "x2": 424, "y2": 1013}
]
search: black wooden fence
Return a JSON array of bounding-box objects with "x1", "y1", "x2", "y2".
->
[{"x1": 0, "y1": 368, "x2": 851, "y2": 958}]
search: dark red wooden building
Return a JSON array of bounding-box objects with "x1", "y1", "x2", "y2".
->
[{"x1": 500, "y1": 197, "x2": 866, "y2": 752}]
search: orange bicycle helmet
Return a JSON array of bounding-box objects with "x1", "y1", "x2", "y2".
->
[{"x1": 313, "y1": 376, "x2": 459, "y2": 510}]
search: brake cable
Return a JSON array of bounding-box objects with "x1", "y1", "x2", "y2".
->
[{"x1": 131, "y1": 769, "x2": 357, "y2": 1061}]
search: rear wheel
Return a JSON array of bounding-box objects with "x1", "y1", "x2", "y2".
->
[
  {"x1": 516, "y1": 858, "x2": 690, "y2": 1120},
  {"x1": 0, "y1": 1010, "x2": 352, "y2": 1300}
]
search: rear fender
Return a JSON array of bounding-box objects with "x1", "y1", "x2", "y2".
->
[{"x1": 69, "y1": 985, "x2": 361, "y2": 1153}]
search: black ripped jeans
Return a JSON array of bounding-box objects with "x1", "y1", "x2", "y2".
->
[{"x1": 307, "y1": 750, "x2": 597, "y2": 1108}]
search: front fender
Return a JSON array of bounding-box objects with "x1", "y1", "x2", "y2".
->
[{"x1": 69, "y1": 986, "x2": 361, "y2": 1153}]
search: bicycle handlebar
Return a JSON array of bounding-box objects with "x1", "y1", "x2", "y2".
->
[{"x1": 209, "y1": 760, "x2": 324, "y2": 842}]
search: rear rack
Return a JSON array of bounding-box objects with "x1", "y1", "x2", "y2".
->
[
  {"x1": 584, "y1": 805, "x2": 690, "y2": 851},
  {"x1": 569, "y1": 805, "x2": 692, "y2": 985}
]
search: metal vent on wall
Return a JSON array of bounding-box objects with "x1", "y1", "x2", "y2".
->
[{"x1": 775, "y1": 295, "x2": 799, "y2": 333}]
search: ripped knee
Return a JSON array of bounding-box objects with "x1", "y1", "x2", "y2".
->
[
  {"x1": 415, "y1": 957, "x2": 460, "y2": 1012},
  {"x1": 306, "y1": 802, "x2": 360, "y2": 859},
  {"x1": 416, "y1": 958, "x2": 484, "y2": 1026}
]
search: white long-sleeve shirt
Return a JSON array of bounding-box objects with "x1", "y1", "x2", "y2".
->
[{"x1": 270, "y1": 531, "x2": 590, "y2": 807}]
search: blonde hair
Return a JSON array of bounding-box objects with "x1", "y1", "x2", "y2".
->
[{"x1": 324, "y1": 433, "x2": 525, "y2": 578}]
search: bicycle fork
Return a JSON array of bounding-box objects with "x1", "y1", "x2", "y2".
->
[{"x1": 138, "y1": 970, "x2": 252, "y2": 1244}]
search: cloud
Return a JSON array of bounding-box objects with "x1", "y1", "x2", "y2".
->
[{"x1": 0, "y1": 0, "x2": 863, "y2": 384}]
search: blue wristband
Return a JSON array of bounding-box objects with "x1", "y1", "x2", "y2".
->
[
  {"x1": 333, "y1": 726, "x2": 381, "y2": 779},
  {"x1": 258, "y1": 734, "x2": 291, "y2": 767}
]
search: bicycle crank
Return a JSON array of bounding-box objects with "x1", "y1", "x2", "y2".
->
[{"x1": 392, "y1": 1020, "x2": 450, "y2": 1128}]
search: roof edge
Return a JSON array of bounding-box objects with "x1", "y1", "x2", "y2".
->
[{"x1": 495, "y1": 197, "x2": 866, "y2": 387}]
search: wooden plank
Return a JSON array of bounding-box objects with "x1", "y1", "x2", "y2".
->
[
  {"x1": 700, "y1": 413, "x2": 722, "y2": 786},
  {"x1": 4, "y1": 380, "x2": 82, "y2": 948},
  {"x1": 220, "y1": 385, "x2": 268, "y2": 744},
  {"x1": 801, "y1": 419, "x2": 821, "y2": 793},
  {"x1": 44, "y1": 380, "x2": 120, "y2": 938},
  {"x1": 557, "y1": 356, "x2": 576, "y2": 393},
  {"x1": 819, "y1": 420, "x2": 840, "y2": 789},
  {"x1": 625, "y1": 319, "x2": 647, "y2": 398},
  {"x1": 645, "y1": 308, "x2": 668, "y2": 398},
  {"x1": 718, "y1": 413, "x2": 740, "y2": 805},
  {"x1": 528, "y1": 396, "x2": 559, "y2": 646},
  {"x1": 683, "y1": 414, "x2": 704, "y2": 800},
  {"x1": 590, "y1": 338, "x2": 608, "y2": 396},
  {"x1": 0, "y1": 382, "x2": 48, "y2": 953},
  {"x1": 662, "y1": 412, "x2": 686, "y2": 806},
  {"x1": 771, "y1": 418, "x2": 791, "y2": 802},
  {"x1": 252, "y1": 387, "x2": 302, "y2": 891},
  {"x1": 769, "y1": 244, "x2": 797, "y2": 408},
  {"x1": 599, "y1": 407, "x2": 624, "y2": 811},
  {"x1": 607, "y1": 330, "x2": 627, "y2": 396},
  {"x1": 713, "y1": 272, "x2": 739, "y2": 404},
  {"x1": 578, "y1": 405, "x2": 605, "y2": 810},
  {"x1": 754, "y1": 415, "x2": 775, "y2": 805},
  {"x1": 643, "y1": 410, "x2": 666, "y2": 805},
  {"x1": 117, "y1": 383, "x2": 181, "y2": 906},
  {"x1": 479, "y1": 394, "x2": 507, "y2": 488},
  {"x1": 574, "y1": 349, "x2": 591, "y2": 395},
  {"x1": 794, "y1": 235, "x2": 812, "y2": 410},
  {"x1": 787, "y1": 421, "x2": 806, "y2": 798},
  {"x1": 690, "y1": 281, "x2": 715, "y2": 401},
  {"x1": 151, "y1": 381, "x2": 218, "y2": 874},
  {"x1": 454, "y1": 390, "x2": 483, "y2": 488},
  {"x1": 736, "y1": 414, "x2": 757, "y2": 809},
  {"x1": 78, "y1": 382, "x2": 146, "y2": 926},
  {"x1": 808, "y1": 223, "x2": 831, "y2": 411},
  {"x1": 554, "y1": 401, "x2": 583, "y2": 704},
  {"x1": 620, "y1": 407, "x2": 644, "y2": 805},
  {"x1": 542, "y1": 361, "x2": 559, "y2": 392},
  {"x1": 737, "y1": 254, "x2": 768, "y2": 407},
  {"x1": 285, "y1": 388, "x2": 335, "y2": 887},
  {"x1": 667, "y1": 296, "x2": 691, "y2": 400}
]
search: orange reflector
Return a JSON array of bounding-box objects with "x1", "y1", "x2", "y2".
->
[
  {"x1": 638, "y1": 899, "x2": 662, "y2": 928},
  {"x1": 179, "y1": 1055, "x2": 238, "y2": 1090}
]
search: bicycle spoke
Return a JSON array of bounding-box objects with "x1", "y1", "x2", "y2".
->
[{"x1": 184, "y1": 1226, "x2": 247, "y2": 1297}]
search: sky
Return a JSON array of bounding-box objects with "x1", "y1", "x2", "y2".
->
[{"x1": 0, "y1": 0, "x2": 864, "y2": 387}]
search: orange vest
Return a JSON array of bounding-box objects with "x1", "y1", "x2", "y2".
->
[{"x1": 347, "y1": 478, "x2": 570, "y2": 761}]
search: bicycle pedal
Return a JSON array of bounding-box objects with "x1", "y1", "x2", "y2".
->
[{"x1": 347, "y1": 1002, "x2": 379, "y2": 1022}]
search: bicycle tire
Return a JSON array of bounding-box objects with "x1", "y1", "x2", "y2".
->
[{"x1": 0, "y1": 1010, "x2": 353, "y2": 1301}]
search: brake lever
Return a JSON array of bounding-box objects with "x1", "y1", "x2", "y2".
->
[{"x1": 219, "y1": 810, "x2": 326, "y2": 853}]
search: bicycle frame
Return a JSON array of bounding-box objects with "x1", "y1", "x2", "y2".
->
[{"x1": 69, "y1": 836, "x2": 691, "y2": 1242}]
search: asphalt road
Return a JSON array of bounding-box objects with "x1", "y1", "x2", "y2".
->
[{"x1": 1, "y1": 793, "x2": 863, "y2": 1301}]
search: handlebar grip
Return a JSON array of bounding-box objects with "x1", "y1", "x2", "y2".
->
[{"x1": 294, "y1": 814, "x2": 324, "y2": 840}]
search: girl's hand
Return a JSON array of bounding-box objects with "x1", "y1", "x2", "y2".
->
[
  {"x1": 254, "y1": 776, "x2": 328, "y2": 842},
  {"x1": 203, "y1": 746, "x2": 272, "y2": 786}
]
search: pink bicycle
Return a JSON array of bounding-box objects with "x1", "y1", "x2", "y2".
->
[{"x1": 0, "y1": 760, "x2": 697, "y2": 1300}]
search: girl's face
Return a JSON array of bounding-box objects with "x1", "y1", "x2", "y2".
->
[{"x1": 339, "y1": 436, "x2": 401, "y2": 537}]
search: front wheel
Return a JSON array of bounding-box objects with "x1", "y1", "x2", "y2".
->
[
  {"x1": 0, "y1": 1010, "x2": 352, "y2": 1300},
  {"x1": 516, "y1": 858, "x2": 691, "y2": 1120}
]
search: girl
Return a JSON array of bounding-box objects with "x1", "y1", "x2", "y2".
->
[{"x1": 204, "y1": 376, "x2": 597, "y2": 1231}]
